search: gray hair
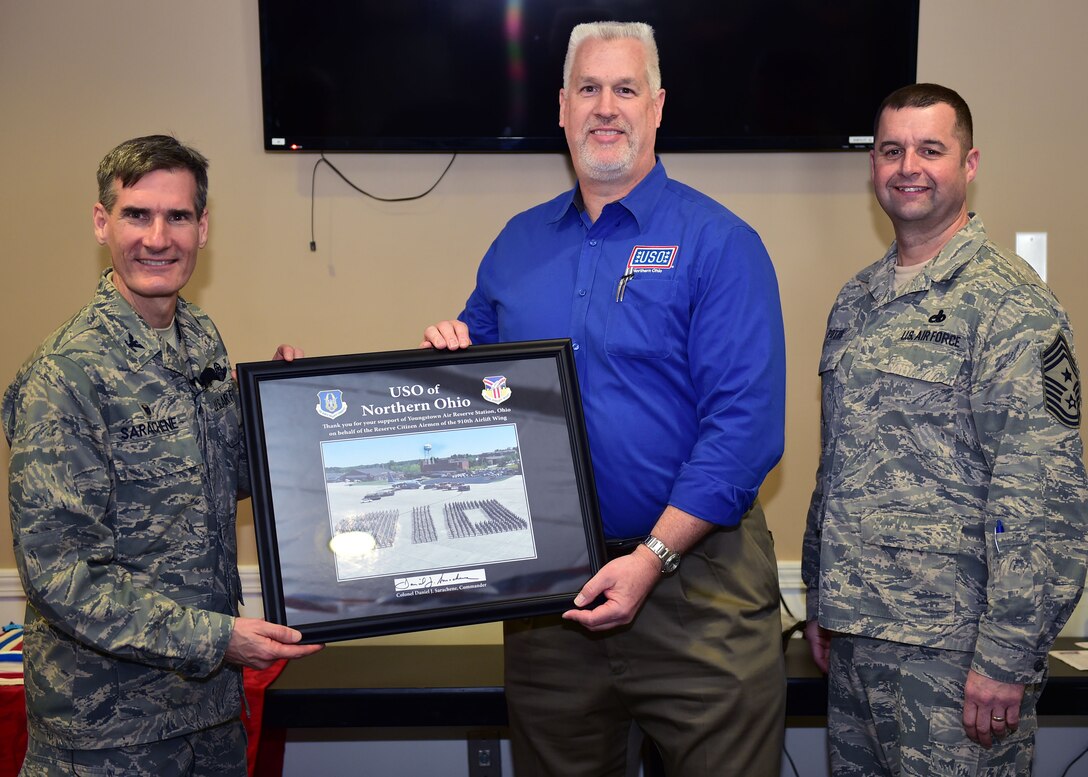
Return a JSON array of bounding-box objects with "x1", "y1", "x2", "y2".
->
[
  {"x1": 97, "y1": 134, "x2": 210, "y2": 214},
  {"x1": 563, "y1": 22, "x2": 661, "y2": 93}
]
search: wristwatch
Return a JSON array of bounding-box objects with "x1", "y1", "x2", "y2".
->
[{"x1": 642, "y1": 535, "x2": 681, "y2": 574}]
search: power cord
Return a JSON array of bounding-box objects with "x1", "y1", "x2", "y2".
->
[
  {"x1": 782, "y1": 743, "x2": 801, "y2": 777},
  {"x1": 1060, "y1": 739, "x2": 1088, "y2": 776},
  {"x1": 309, "y1": 152, "x2": 457, "y2": 251}
]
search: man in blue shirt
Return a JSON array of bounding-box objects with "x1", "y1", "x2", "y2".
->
[{"x1": 423, "y1": 22, "x2": 786, "y2": 776}]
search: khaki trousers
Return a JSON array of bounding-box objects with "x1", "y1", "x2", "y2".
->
[{"x1": 504, "y1": 503, "x2": 786, "y2": 777}]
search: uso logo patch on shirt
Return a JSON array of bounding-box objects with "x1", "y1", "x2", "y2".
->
[{"x1": 627, "y1": 245, "x2": 678, "y2": 272}]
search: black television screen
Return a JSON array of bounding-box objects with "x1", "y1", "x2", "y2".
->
[{"x1": 258, "y1": 0, "x2": 919, "y2": 153}]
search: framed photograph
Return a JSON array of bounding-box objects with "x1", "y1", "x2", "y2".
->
[{"x1": 237, "y1": 339, "x2": 606, "y2": 643}]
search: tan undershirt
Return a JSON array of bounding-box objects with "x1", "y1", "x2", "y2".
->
[{"x1": 893, "y1": 257, "x2": 935, "y2": 292}]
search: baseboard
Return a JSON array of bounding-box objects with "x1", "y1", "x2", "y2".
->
[
  {"x1": 0, "y1": 565, "x2": 269, "y2": 625},
  {"x1": 0, "y1": 569, "x2": 23, "y2": 627}
]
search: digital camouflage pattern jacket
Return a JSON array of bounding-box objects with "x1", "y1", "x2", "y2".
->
[
  {"x1": 4, "y1": 271, "x2": 246, "y2": 748},
  {"x1": 803, "y1": 215, "x2": 1087, "y2": 684}
]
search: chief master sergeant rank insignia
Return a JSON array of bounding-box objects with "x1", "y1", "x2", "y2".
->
[{"x1": 1042, "y1": 331, "x2": 1082, "y2": 428}]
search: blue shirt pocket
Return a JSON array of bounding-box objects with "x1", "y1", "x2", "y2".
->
[{"x1": 604, "y1": 275, "x2": 678, "y2": 359}]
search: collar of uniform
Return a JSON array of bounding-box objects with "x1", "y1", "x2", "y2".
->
[
  {"x1": 91, "y1": 269, "x2": 210, "y2": 374},
  {"x1": 90, "y1": 270, "x2": 159, "y2": 371},
  {"x1": 545, "y1": 157, "x2": 668, "y2": 231},
  {"x1": 863, "y1": 212, "x2": 987, "y2": 304},
  {"x1": 174, "y1": 300, "x2": 222, "y2": 383},
  {"x1": 922, "y1": 212, "x2": 987, "y2": 284},
  {"x1": 857, "y1": 244, "x2": 899, "y2": 304}
]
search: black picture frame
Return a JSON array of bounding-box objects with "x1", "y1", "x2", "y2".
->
[{"x1": 237, "y1": 339, "x2": 605, "y2": 643}]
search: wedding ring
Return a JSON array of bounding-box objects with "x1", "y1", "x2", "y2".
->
[{"x1": 991, "y1": 715, "x2": 1005, "y2": 722}]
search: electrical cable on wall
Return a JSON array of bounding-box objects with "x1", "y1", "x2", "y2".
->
[
  {"x1": 309, "y1": 153, "x2": 457, "y2": 252},
  {"x1": 1060, "y1": 739, "x2": 1088, "y2": 776}
]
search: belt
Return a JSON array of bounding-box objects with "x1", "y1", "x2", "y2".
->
[{"x1": 604, "y1": 536, "x2": 645, "y2": 560}]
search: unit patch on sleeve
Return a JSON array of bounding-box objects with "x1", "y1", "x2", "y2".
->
[{"x1": 1042, "y1": 331, "x2": 1082, "y2": 428}]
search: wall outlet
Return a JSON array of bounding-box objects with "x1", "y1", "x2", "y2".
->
[
  {"x1": 467, "y1": 738, "x2": 502, "y2": 777},
  {"x1": 1016, "y1": 231, "x2": 1047, "y2": 281}
]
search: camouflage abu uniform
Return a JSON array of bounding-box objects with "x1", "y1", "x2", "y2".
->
[
  {"x1": 4, "y1": 270, "x2": 247, "y2": 751},
  {"x1": 802, "y1": 215, "x2": 1087, "y2": 772}
]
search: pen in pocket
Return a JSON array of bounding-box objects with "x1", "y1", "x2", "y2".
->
[
  {"x1": 615, "y1": 271, "x2": 635, "y2": 302},
  {"x1": 994, "y1": 519, "x2": 1004, "y2": 555}
]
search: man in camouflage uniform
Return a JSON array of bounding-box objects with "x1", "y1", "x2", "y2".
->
[
  {"x1": 4, "y1": 135, "x2": 321, "y2": 776},
  {"x1": 803, "y1": 84, "x2": 1087, "y2": 776}
]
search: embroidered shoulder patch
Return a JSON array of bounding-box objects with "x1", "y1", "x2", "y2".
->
[{"x1": 1042, "y1": 332, "x2": 1082, "y2": 428}]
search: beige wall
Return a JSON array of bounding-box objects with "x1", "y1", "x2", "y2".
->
[{"x1": 2, "y1": 0, "x2": 1086, "y2": 576}]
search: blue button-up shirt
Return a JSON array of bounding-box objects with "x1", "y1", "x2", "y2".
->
[{"x1": 461, "y1": 161, "x2": 785, "y2": 538}]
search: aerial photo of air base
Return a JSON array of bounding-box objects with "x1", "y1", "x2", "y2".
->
[{"x1": 319, "y1": 424, "x2": 537, "y2": 581}]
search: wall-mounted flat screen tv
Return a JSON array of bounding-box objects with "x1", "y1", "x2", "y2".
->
[{"x1": 259, "y1": 0, "x2": 919, "y2": 153}]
